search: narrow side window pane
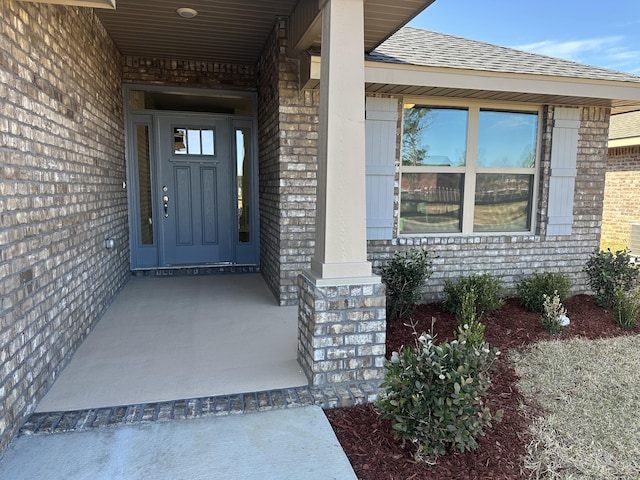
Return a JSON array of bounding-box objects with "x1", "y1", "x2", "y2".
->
[
  {"x1": 136, "y1": 125, "x2": 154, "y2": 245},
  {"x1": 473, "y1": 174, "x2": 533, "y2": 232},
  {"x1": 129, "y1": 90, "x2": 146, "y2": 110},
  {"x1": 477, "y1": 110, "x2": 538, "y2": 168},
  {"x1": 402, "y1": 106, "x2": 468, "y2": 167},
  {"x1": 236, "y1": 128, "x2": 251, "y2": 243},
  {"x1": 400, "y1": 173, "x2": 463, "y2": 233}
]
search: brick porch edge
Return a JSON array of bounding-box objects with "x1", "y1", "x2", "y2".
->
[{"x1": 19, "y1": 381, "x2": 382, "y2": 436}]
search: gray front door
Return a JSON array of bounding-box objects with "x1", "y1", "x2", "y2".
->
[{"x1": 158, "y1": 115, "x2": 233, "y2": 266}]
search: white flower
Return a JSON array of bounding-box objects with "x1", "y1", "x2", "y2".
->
[
  {"x1": 390, "y1": 351, "x2": 400, "y2": 364},
  {"x1": 438, "y1": 374, "x2": 445, "y2": 380},
  {"x1": 418, "y1": 334, "x2": 427, "y2": 343}
]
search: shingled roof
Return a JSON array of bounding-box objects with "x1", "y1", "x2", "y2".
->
[
  {"x1": 368, "y1": 27, "x2": 640, "y2": 84},
  {"x1": 610, "y1": 111, "x2": 640, "y2": 140}
]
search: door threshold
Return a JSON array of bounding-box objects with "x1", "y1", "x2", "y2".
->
[{"x1": 132, "y1": 264, "x2": 260, "y2": 277}]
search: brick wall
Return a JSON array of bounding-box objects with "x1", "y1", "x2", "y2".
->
[
  {"x1": 0, "y1": 2, "x2": 128, "y2": 452},
  {"x1": 257, "y1": 19, "x2": 319, "y2": 305},
  {"x1": 368, "y1": 106, "x2": 610, "y2": 299},
  {"x1": 602, "y1": 145, "x2": 640, "y2": 249},
  {"x1": 256, "y1": 20, "x2": 283, "y2": 303},
  {"x1": 122, "y1": 57, "x2": 256, "y2": 89}
]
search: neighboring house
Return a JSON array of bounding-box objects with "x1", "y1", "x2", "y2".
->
[
  {"x1": 602, "y1": 111, "x2": 640, "y2": 251},
  {"x1": 2, "y1": 0, "x2": 640, "y2": 453}
]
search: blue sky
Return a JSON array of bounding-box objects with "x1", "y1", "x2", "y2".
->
[{"x1": 409, "y1": 0, "x2": 640, "y2": 74}]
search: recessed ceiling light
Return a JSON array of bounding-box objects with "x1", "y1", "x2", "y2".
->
[{"x1": 176, "y1": 7, "x2": 198, "y2": 18}]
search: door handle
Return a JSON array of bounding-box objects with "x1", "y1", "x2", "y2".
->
[{"x1": 163, "y1": 195, "x2": 169, "y2": 218}]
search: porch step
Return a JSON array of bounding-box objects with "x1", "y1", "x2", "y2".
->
[
  {"x1": 131, "y1": 264, "x2": 260, "y2": 277},
  {"x1": 19, "y1": 381, "x2": 381, "y2": 436}
]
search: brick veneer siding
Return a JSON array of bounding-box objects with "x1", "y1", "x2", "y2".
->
[
  {"x1": 298, "y1": 274, "x2": 386, "y2": 385},
  {"x1": 257, "y1": 19, "x2": 319, "y2": 305},
  {"x1": 0, "y1": 2, "x2": 128, "y2": 453},
  {"x1": 368, "y1": 106, "x2": 610, "y2": 299},
  {"x1": 122, "y1": 57, "x2": 256, "y2": 90},
  {"x1": 602, "y1": 145, "x2": 640, "y2": 249}
]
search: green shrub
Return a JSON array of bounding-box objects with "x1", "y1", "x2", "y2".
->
[
  {"x1": 583, "y1": 249, "x2": 639, "y2": 307},
  {"x1": 380, "y1": 248, "x2": 434, "y2": 320},
  {"x1": 517, "y1": 272, "x2": 571, "y2": 313},
  {"x1": 377, "y1": 327, "x2": 501, "y2": 460},
  {"x1": 457, "y1": 289, "x2": 485, "y2": 348},
  {"x1": 613, "y1": 288, "x2": 640, "y2": 330},
  {"x1": 541, "y1": 291, "x2": 568, "y2": 334},
  {"x1": 443, "y1": 274, "x2": 504, "y2": 317}
]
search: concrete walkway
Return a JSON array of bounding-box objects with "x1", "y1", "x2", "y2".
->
[{"x1": 0, "y1": 406, "x2": 357, "y2": 480}]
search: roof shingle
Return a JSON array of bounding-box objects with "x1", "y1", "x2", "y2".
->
[{"x1": 368, "y1": 27, "x2": 640, "y2": 84}]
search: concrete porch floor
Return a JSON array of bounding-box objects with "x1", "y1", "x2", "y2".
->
[
  {"x1": 7, "y1": 273, "x2": 382, "y2": 479},
  {"x1": 36, "y1": 274, "x2": 309, "y2": 413}
]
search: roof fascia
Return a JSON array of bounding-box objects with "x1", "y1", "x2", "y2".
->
[
  {"x1": 609, "y1": 137, "x2": 640, "y2": 148},
  {"x1": 363, "y1": 60, "x2": 640, "y2": 104}
]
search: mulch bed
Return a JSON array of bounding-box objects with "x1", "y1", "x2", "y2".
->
[{"x1": 325, "y1": 295, "x2": 640, "y2": 480}]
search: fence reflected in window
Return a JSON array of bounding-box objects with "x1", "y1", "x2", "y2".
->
[
  {"x1": 474, "y1": 174, "x2": 533, "y2": 232},
  {"x1": 236, "y1": 128, "x2": 251, "y2": 243},
  {"x1": 136, "y1": 125, "x2": 154, "y2": 245},
  {"x1": 400, "y1": 173, "x2": 463, "y2": 233}
]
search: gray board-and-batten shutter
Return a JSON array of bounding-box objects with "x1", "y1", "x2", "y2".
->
[
  {"x1": 365, "y1": 97, "x2": 398, "y2": 240},
  {"x1": 547, "y1": 107, "x2": 580, "y2": 236}
]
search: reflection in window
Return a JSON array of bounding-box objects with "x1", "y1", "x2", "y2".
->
[
  {"x1": 474, "y1": 174, "x2": 533, "y2": 232},
  {"x1": 236, "y1": 128, "x2": 251, "y2": 243},
  {"x1": 136, "y1": 125, "x2": 154, "y2": 245},
  {"x1": 400, "y1": 173, "x2": 463, "y2": 233},
  {"x1": 478, "y1": 110, "x2": 538, "y2": 168},
  {"x1": 174, "y1": 128, "x2": 214, "y2": 155},
  {"x1": 402, "y1": 107, "x2": 468, "y2": 166},
  {"x1": 400, "y1": 104, "x2": 539, "y2": 235}
]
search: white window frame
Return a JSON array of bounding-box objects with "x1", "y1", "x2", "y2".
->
[{"x1": 400, "y1": 97, "x2": 542, "y2": 236}]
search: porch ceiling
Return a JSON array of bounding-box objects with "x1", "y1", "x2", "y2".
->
[{"x1": 94, "y1": 0, "x2": 433, "y2": 65}]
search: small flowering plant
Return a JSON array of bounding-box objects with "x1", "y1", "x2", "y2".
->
[
  {"x1": 541, "y1": 290, "x2": 568, "y2": 334},
  {"x1": 377, "y1": 321, "x2": 502, "y2": 460}
]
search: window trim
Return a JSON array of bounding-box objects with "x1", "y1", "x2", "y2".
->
[{"x1": 400, "y1": 98, "x2": 542, "y2": 236}]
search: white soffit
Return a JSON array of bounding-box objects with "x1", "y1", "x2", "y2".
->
[
  {"x1": 20, "y1": 0, "x2": 115, "y2": 8},
  {"x1": 305, "y1": 56, "x2": 640, "y2": 114}
]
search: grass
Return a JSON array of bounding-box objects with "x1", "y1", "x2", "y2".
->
[{"x1": 510, "y1": 336, "x2": 640, "y2": 479}]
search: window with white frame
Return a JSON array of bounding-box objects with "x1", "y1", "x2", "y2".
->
[{"x1": 400, "y1": 102, "x2": 539, "y2": 235}]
